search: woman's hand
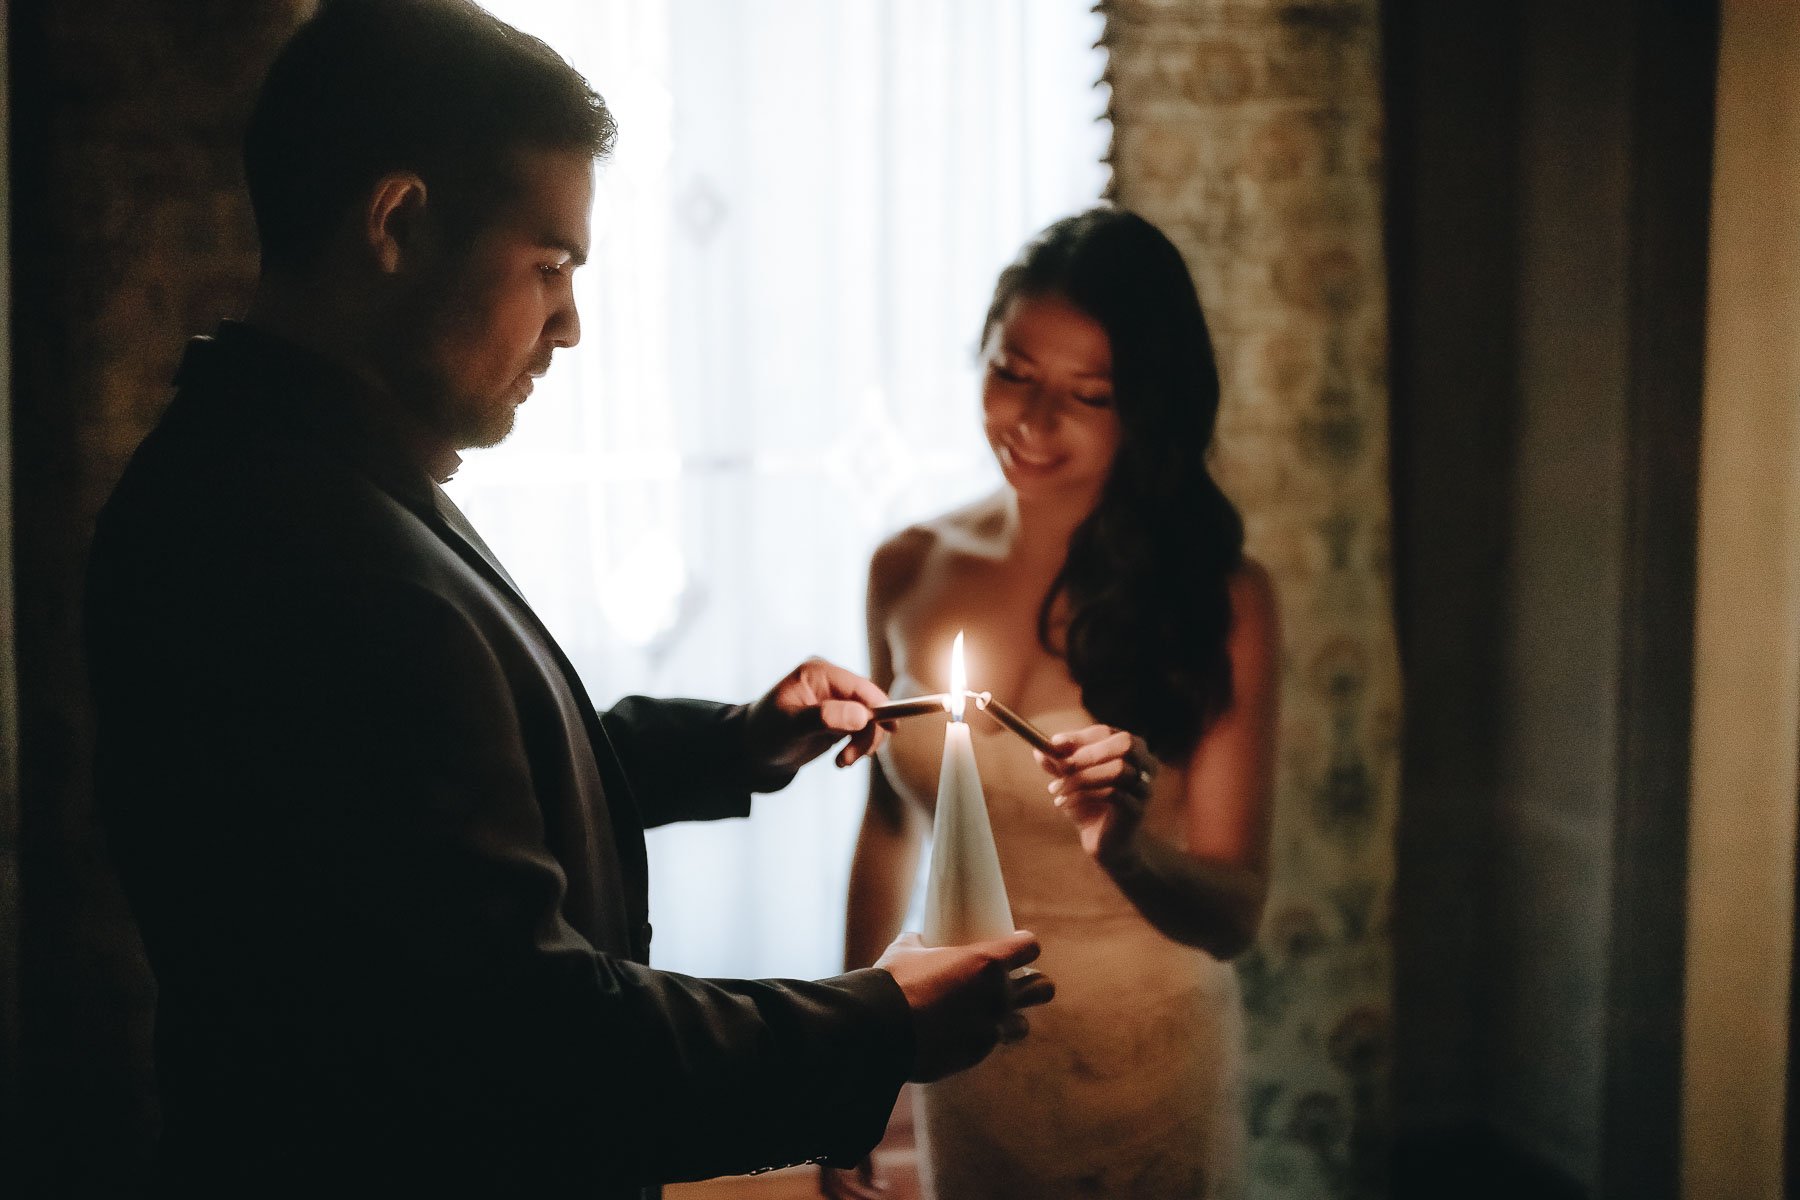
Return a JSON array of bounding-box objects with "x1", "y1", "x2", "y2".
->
[
  {"x1": 1035, "y1": 724, "x2": 1157, "y2": 861},
  {"x1": 818, "y1": 1157, "x2": 888, "y2": 1199}
]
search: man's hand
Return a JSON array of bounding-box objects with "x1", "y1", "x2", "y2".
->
[
  {"x1": 817, "y1": 1156, "x2": 887, "y2": 1200},
  {"x1": 744, "y1": 658, "x2": 891, "y2": 773},
  {"x1": 874, "y1": 930, "x2": 1054, "y2": 1083}
]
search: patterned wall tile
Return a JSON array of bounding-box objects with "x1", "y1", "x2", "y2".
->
[{"x1": 1101, "y1": 2, "x2": 1398, "y2": 1196}]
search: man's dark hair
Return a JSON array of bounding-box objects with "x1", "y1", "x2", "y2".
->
[{"x1": 245, "y1": 0, "x2": 616, "y2": 273}]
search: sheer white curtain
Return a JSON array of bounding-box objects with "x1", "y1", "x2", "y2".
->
[{"x1": 459, "y1": 0, "x2": 1109, "y2": 977}]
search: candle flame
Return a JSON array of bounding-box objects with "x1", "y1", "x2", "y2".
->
[{"x1": 949, "y1": 632, "x2": 967, "y2": 721}]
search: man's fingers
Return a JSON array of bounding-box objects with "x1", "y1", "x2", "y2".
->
[
  {"x1": 982, "y1": 929, "x2": 1041, "y2": 971},
  {"x1": 808, "y1": 659, "x2": 890, "y2": 710},
  {"x1": 835, "y1": 722, "x2": 883, "y2": 768},
  {"x1": 772, "y1": 659, "x2": 891, "y2": 768},
  {"x1": 818, "y1": 697, "x2": 881, "y2": 768},
  {"x1": 998, "y1": 1011, "x2": 1029, "y2": 1044},
  {"x1": 818, "y1": 1167, "x2": 885, "y2": 1200},
  {"x1": 1008, "y1": 966, "x2": 1055, "y2": 1009},
  {"x1": 818, "y1": 1160, "x2": 887, "y2": 1200},
  {"x1": 818, "y1": 698, "x2": 876, "y2": 734},
  {"x1": 877, "y1": 931, "x2": 922, "y2": 962}
]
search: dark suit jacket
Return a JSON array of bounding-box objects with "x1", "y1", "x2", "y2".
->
[{"x1": 85, "y1": 322, "x2": 910, "y2": 1197}]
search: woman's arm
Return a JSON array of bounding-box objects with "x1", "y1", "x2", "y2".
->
[{"x1": 1041, "y1": 562, "x2": 1279, "y2": 959}]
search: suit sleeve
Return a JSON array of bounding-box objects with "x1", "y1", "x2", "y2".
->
[
  {"x1": 100, "y1": 564, "x2": 912, "y2": 1185},
  {"x1": 598, "y1": 695, "x2": 795, "y2": 829}
]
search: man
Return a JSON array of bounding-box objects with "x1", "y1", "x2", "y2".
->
[{"x1": 84, "y1": 2, "x2": 1049, "y2": 1194}]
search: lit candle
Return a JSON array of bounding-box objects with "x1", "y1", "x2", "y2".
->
[{"x1": 922, "y1": 632, "x2": 1015, "y2": 945}]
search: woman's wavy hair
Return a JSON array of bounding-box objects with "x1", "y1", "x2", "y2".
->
[{"x1": 982, "y1": 206, "x2": 1244, "y2": 762}]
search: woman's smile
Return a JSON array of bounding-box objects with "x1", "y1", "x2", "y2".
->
[{"x1": 1001, "y1": 441, "x2": 1069, "y2": 474}]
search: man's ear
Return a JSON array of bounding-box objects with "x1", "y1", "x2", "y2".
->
[{"x1": 364, "y1": 171, "x2": 430, "y2": 274}]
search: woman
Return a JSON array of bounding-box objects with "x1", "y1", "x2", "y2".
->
[{"x1": 821, "y1": 206, "x2": 1278, "y2": 1200}]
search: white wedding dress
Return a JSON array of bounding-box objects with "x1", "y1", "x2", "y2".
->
[{"x1": 879, "y1": 704, "x2": 1247, "y2": 1200}]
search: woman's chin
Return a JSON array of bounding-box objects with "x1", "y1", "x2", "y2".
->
[{"x1": 1001, "y1": 466, "x2": 1103, "y2": 504}]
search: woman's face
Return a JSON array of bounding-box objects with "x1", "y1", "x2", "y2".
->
[{"x1": 981, "y1": 292, "x2": 1122, "y2": 501}]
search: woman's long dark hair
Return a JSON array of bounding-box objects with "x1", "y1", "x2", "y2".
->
[{"x1": 983, "y1": 206, "x2": 1244, "y2": 762}]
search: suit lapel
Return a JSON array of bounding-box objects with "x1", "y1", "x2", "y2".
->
[
  {"x1": 426, "y1": 483, "x2": 527, "y2": 601},
  {"x1": 183, "y1": 320, "x2": 657, "y2": 944},
  {"x1": 417, "y1": 482, "x2": 654, "y2": 946}
]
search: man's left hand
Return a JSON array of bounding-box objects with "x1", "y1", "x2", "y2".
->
[{"x1": 744, "y1": 658, "x2": 890, "y2": 775}]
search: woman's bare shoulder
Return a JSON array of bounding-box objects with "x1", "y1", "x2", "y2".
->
[
  {"x1": 869, "y1": 491, "x2": 1008, "y2": 607},
  {"x1": 868, "y1": 523, "x2": 936, "y2": 604}
]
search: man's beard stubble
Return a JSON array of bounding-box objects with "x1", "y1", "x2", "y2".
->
[{"x1": 382, "y1": 294, "x2": 523, "y2": 455}]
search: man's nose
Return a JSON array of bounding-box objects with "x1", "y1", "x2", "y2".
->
[{"x1": 549, "y1": 292, "x2": 581, "y2": 350}]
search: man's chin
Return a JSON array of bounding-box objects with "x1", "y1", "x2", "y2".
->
[
  {"x1": 462, "y1": 410, "x2": 518, "y2": 451},
  {"x1": 468, "y1": 413, "x2": 518, "y2": 449}
]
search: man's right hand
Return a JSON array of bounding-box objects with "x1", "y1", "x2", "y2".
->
[{"x1": 873, "y1": 930, "x2": 1054, "y2": 1083}]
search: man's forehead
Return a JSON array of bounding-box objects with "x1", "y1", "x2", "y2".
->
[{"x1": 503, "y1": 146, "x2": 595, "y2": 258}]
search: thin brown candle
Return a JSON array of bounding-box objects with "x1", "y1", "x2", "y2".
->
[
  {"x1": 973, "y1": 691, "x2": 1057, "y2": 754},
  {"x1": 870, "y1": 694, "x2": 952, "y2": 721}
]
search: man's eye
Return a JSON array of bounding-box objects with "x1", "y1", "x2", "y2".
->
[
  {"x1": 990, "y1": 364, "x2": 1027, "y2": 384},
  {"x1": 1073, "y1": 392, "x2": 1114, "y2": 409},
  {"x1": 541, "y1": 262, "x2": 571, "y2": 278}
]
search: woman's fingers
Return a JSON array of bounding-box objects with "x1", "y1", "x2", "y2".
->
[
  {"x1": 1039, "y1": 725, "x2": 1155, "y2": 861},
  {"x1": 1049, "y1": 754, "x2": 1152, "y2": 799},
  {"x1": 1044, "y1": 725, "x2": 1129, "y2": 767},
  {"x1": 1062, "y1": 730, "x2": 1135, "y2": 772},
  {"x1": 1042, "y1": 727, "x2": 1158, "y2": 792}
]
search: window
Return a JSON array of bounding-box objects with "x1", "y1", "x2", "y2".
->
[{"x1": 456, "y1": 0, "x2": 1109, "y2": 977}]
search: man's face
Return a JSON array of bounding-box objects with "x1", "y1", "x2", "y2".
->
[{"x1": 401, "y1": 147, "x2": 593, "y2": 451}]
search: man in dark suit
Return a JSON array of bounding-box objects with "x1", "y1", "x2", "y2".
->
[{"x1": 84, "y1": 2, "x2": 1050, "y2": 1194}]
